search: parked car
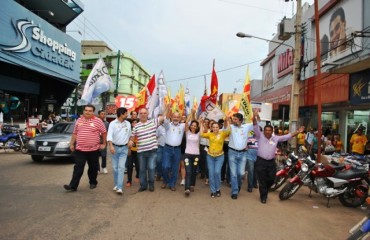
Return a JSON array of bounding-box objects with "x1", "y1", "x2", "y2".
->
[{"x1": 27, "y1": 122, "x2": 75, "y2": 162}]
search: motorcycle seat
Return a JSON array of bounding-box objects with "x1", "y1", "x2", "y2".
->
[
  {"x1": 333, "y1": 168, "x2": 368, "y2": 180},
  {"x1": 329, "y1": 164, "x2": 346, "y2": 171}
]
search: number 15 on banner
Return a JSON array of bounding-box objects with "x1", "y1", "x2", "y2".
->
[{"x1": 115, "y1": 95, "x2": 138, "y2": 111}]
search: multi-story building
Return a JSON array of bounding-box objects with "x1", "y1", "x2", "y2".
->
[
  {"x1": 62, "y1": 40, "x2": 151, "y2": 116},
  {"x1": 252, "y1": 0, "x2": 370, "y2": 151}
]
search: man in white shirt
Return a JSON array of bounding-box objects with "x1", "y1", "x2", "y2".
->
[
  {"x1": 228, "y1": 113, "x2": 253, "y2": 200},
  {"x1": 162, "y1": 111, "x2": 185, "y2": 191},
  {"x1": 107, "y1": 107, "x2": 131, "y2": 195}
]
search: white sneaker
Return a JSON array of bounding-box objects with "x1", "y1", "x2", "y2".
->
[
  {"x1": 116, "y1": 189, "x2": 123, "y2": 194},
  {"x1": 113, "y1": 186, "x2": 118, "y2": 191},
  {"x1": 180, "y1": 179, "x2": 185, "y2": 185},
  {"x1": 102, "y1": 168, "x2": 108, "y2": 174}
]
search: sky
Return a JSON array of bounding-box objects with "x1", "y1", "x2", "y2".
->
[{"x1": 69, "y1": 0, "x2": 314, "y2": 101}]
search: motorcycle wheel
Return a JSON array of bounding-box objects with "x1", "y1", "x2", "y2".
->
[
  {"x1": 5, "y1": 139, "x2": 20, "y2": 151},
  {"x1": 279, "y1": 182, "x2": 302, "y2": 200},
  {"x1": 269, "y1": 176, "x2": 288, "y2": 192},
  {"x1": 339, "y1": 190, "x2": 367, "y2": 208},
  {"x1": 21, "y1": 146, "x2": 28, "y2": 154}
]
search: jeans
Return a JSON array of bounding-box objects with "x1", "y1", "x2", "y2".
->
[
  {"x1": 162, "y1": 145, "x2": 181, "y2": 188},
  {"x1": 207, "y1": 154, "x2": 224, "y2": 193},
  {"x1": 156, "y1": 146, "x2": 164, "y2": 178},
  {"x1": 246, "y1": 159, "x2": 256, "y2": 189},
  {"x1": 138, "y1": 149, "x2": 157, "y2": 189},
  {"x1": 228, "y1": 149, "x2": 247, "y2": 195},
  {"x1": 111, "y1": 145, "x2": 128, "y2": 190},
  {"x1": 69, "y1": 150, "x2": 99, "y2": 189},
  {"x1": 184, "y1": 154, "x2": 199, "y2": 189}
]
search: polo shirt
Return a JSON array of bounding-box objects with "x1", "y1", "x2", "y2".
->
[{"x1": 74, "y1": 116, "x2": 106, "y2": 151}]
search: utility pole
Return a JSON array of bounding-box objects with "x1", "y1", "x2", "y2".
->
[
  {"x1": 288, "y1": 0, "x2": 302, "y2": 152},
  {"x1": 114, "y1": 50, "x2": 121, "y2": 97}
]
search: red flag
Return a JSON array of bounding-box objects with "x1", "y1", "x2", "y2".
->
[
  {"x1": 209, "y1": 60, "x2": 218, "y2": 104},
  {"x1": 146, "y1": 74, "x2": 156, "y2": 96}
]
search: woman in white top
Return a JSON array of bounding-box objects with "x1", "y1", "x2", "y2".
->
[{"x1": 183, "y1": 111, "x2": 201, "y2": 196}]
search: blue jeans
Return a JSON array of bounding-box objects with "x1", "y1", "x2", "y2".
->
[
  {"x1": 138, "y1": 149, "x2": 157, "y2": 189},
  {"x1": 207, "y1": 154, "x2": 224, "y2": 193},
  {"x1": 246, "y1": 159, "x2": 256, "y2": 189},
  {"x1": 156, "y1": 146, "x2": 164, "y2": 178},
  {"x1": 163, "y1": 145, "x2": 181, "y2": 188},
  {"x1": 228, "y1": 149, "x2": 247, "y2": 195},
  {"x1": 111, "y1": 145, "x2": 128, "y2": 190}
]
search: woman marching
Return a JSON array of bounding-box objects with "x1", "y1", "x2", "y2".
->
[
  {"x1": 183, "y1": 109, "x2": 201, "y2": 196},
  {"x1": 200, "y1": 117, "x2": 230, "y2": 198}
]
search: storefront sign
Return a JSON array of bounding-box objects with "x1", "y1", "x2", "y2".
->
[
  {"x1": 277, "y1": 48, "x2": 294, "y2": 78},
  {"x1": 0, "y1": 0, "x2": 81, "y2": 83},
  {"x1": 350, "y1": 69, "x2": 370, "y2": 104}
]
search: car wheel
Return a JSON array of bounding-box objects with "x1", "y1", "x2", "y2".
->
[{"x1": 31, "y1": 155, "x2": 44, "y2": 162}]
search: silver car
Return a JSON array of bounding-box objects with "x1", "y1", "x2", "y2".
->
[{"x1": 27, "y1": 122, "x2": 75, "y2": 162}]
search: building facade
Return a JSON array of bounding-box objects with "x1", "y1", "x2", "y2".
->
[
  {"x1": 252, "y1": 0, "x2": 370, "y2": 152},
  {"x1": 0, "y1": 0, "x2": 83, "y2": 123}
]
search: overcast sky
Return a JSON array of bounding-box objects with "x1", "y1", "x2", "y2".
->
[{"x1": 69, "y1": 0, "x2": 313, "y2": 100}]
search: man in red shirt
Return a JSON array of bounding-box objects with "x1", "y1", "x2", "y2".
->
[{"x1": 64, "y1": 104, "x2": 107, "y2": 191}]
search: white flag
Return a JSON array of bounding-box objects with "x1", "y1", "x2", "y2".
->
[
  {"x1": 185, "y1": 88, "x2": 191, "y2": 116},
  {"x1": 157, "y1": 70, "x2": 168, "y2": 115},
  {"x1": 146, "y1": 74, "x2": 159, "y2": 120},
  {"x1": 79, "y1": 58, "x2": 114, "y2": 105}
]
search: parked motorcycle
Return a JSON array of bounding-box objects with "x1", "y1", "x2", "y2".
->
[
  {"x1": 0, "y1": 130, "x2": 27, "y2": 153},
  {"x1": 269, "y1": 152, "x2": 301, "y2": 191},
  {"x1": 348, "y1": 198, "x2": 370, "y2": 240},
  {"x1": 279, "y1": 155, "x2": 370, "y2": 208}
]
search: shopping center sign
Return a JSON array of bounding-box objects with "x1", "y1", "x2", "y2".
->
[{"x1": 0, "y1": 0, "x2": 81, "y2": 83}]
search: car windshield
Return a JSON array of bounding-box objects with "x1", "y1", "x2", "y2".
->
[{"x1": 47, "y1": 123, "x2": 74, "y2": 134}]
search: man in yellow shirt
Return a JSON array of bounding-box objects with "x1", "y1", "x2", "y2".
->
[
  {"x1": 297, "y1": 131, "x2": 306, "y2": 149},
  {"x1": 350, "y1": 127, "x2": 368, "y2": 155}
]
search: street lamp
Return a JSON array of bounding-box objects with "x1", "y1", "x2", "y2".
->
[{"x1": 236, "y1": 32, "x2": 294, "y2": 49}]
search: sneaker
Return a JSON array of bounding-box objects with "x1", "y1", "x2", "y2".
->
[
  {"x1": 210, "y1": 192, "x2": 215, "y2": 198},
  {"x1": 113, "y1": 186, "x2": 118, "y2": 191},
  {"x1": 126, "y1": 182, "x2": 131, "y2": 187},
  {"x1": 116, "y1": 189, "x2": 123, "y2": 195},
  {"x1": 102, "y1": 168, "x2": 108, "y2": 174},
  {"x1": 89, "y1": 184, "x2": 97, "y2": 189},
  {"x1": 216, "y1": 190, "x2": 221, "y2": 197},
  {"x1": 180, "y1": 179, "x2": 185, "y2": 185},
  {"x1": 185, "y1": 189, "x2": 190, "y2": 196}
]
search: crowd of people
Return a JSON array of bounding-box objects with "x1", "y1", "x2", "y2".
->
[{"x1": 63, "y1": 104, "x2": 367, "y2": 204}]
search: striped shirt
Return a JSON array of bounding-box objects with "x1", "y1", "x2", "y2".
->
[
  {"x1": 74, "y1": 116, "x2": 106, "y2": 151},
  {"x1": 131, "y1": 119, "x2": 158, "y2": 153}
]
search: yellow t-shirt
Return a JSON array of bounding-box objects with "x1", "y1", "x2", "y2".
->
[
  {"x1": 201, "y1": 130, "x2": 230, "y2": 157},
  {"x1": 297, "y1": 132, "x2": 306, "y2": 145},
  {"x1": 350, "y1": 134, "x2": 368, "y2": 154}
]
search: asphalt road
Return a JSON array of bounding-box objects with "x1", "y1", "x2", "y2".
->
[{"x1": 0, "y1": 150, "x2": 366, "y2": 240}]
